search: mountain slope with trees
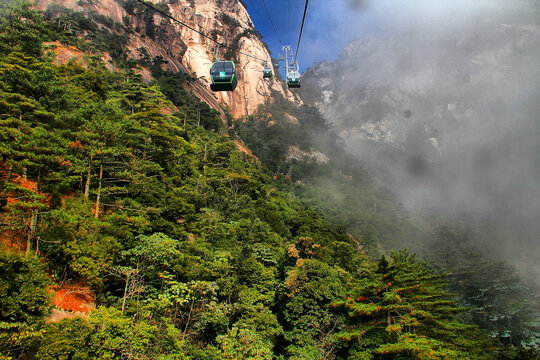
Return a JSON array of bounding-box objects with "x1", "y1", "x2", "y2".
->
[{"x1": 233, "y1": 92, "x2": 540, "y2": 360}]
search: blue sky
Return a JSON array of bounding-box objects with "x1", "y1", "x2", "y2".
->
[
  {"x1": 243, "y1": 0, "x2": 374, "y2": 72},
  {"x1": 242, "y1": 0, "x2": 521, "y2": 72}
]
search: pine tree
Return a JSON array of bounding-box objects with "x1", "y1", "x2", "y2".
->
[{"x1": 334, "y1": 251, "x2": 496, "y2": 359}]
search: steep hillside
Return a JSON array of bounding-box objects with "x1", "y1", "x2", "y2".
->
[{"x1": 35, "y1": 0, "x2": 301, "y2": 118}]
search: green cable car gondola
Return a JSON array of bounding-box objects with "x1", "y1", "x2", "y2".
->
[
  {"x1": 287, "y1": 70, "x2": 301, "y2": 88},
  {"x1": 263, "y1": 64, "x2": 272, "y2": 78},
  {"x1": 210, "y1": 60, "x2": 237, "y2": 91}
]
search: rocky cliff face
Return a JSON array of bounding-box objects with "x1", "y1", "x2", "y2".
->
[
  {"x1": 299, "y1": 21, "x2": 540, "y2": 161},
  {"x1": 165, "y1": 0, "x2": 300, "y2": 117},
  {"x1": 35, "y1": 0, "x2": 300, "y2": 118}
]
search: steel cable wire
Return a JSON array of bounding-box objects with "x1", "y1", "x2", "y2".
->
[{"x1": 134, "y1": 0, "x2": 267, "y2": 63}]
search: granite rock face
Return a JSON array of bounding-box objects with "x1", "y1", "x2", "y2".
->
[
  {"x1": 36, "y1": 0, "x2": 300, "y2": 118},
  {"x1": 299, "y1": 23, "x2": 540, "y2": 160}
]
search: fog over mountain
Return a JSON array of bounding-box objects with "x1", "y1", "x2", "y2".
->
[{"x1": 299, "y1": 1, "x2": 540, "y2": 281}]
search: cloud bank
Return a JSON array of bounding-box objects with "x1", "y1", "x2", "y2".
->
[{"x1": 301, "y1": 0, "x2": 540, "y2": 281}]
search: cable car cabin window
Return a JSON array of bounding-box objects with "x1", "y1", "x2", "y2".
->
[{"x1": 210, "y1": 61, "x2": 238, "y2": 91}]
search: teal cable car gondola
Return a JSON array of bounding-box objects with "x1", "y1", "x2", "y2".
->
[
  {"x1": 287, "y1": 70, "x2": 301, "y2": 88},
  {"x1": 263, "y1": 63, "x2": 272, "y2": 78},
  {"x1": 286, "y1": 58, "x2": 301, "y2": 88},
  {"x1": 210, "y1": 60, "x2": 237, "y2": 91}
]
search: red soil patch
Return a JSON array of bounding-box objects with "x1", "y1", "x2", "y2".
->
[
  {"x1": 61, "y1": 193, "x2": 76, "y2": 205},
  {"x1": 234, "y1": 139, "x2": 255, "y2": 157},
  {"x1": 0, "y1": 161, "x2": 78, "y2": 252},
  {"x1": 0, "y1": 163, "x2": 40, "y2": 251},
  {"x1": 44, "y1": 41, "x2": 117, "y2": 72},
  {"x1": 160, "y1": 106, "x2": 176, "y2": 115},
  {"x1": 1, "y1": 171, "x2": 37, "y2": 192},
  {"x1": 46, "y1": 41, "x2": 87, "y2": 67},
  {"x1": 46, "y1": 308, "x2": 87, "y2": 323},
  {"x1": 0, "y1": 229, "x2": 26, "y2": 252},
  {"x1": 50, "y1": 284, "x2": 95, "y2": 314}
]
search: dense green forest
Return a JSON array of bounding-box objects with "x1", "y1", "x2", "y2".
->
[
  {"x1": 234, "y1": 95, "x2": 426, "y2": 252},
  {"x1": 0, "y1": 1, "x2": 538, "y2": 359}
]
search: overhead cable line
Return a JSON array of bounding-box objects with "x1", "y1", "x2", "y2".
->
[
  {"x1": 293, "y1": 0, "x2": 309, "y2": 64},
  {"x1": 261, "y1": 0, "x2": 282, "y2": 45},
  {"x1": 133, "y1": 0, "x2": 267, "y2": 63}
]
